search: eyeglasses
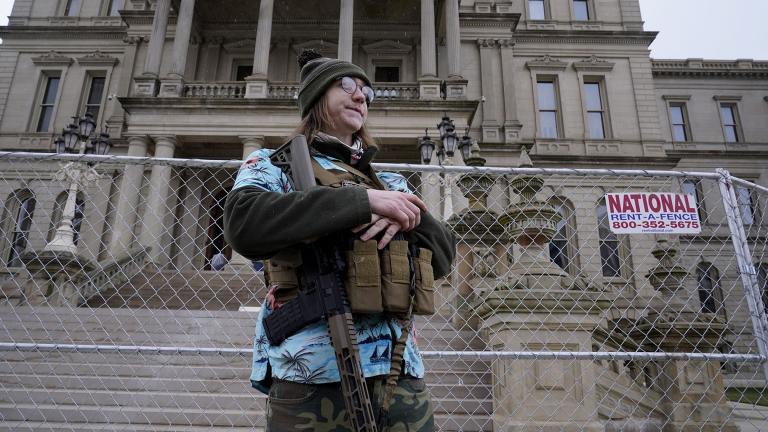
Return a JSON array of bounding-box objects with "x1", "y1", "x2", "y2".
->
[{"x1": 339, "y1": 76, "x2": 375, "y2": 105}]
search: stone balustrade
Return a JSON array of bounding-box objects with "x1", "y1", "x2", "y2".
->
[{"x1": 182, "y1": 82, "x2": 246, "y2": 98}]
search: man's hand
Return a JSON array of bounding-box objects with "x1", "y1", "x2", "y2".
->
[
  {"x1": 352, "y1": 214, "x2": 403, "y2": 250},
  {"x1": 366, "y1": 189, "x2": 426, "y2": 232}
]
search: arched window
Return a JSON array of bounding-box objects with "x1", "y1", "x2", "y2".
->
[
  {"x1": 696, "y1": 262, "x2": 724, "y2": 316},
  {"x1": 549, "y1": 197, "x2": 578, "y2": 274},
  {"x1": 47, "y1": 191, "x2": 86, "y2": 246},
  {"x1": 596, "y1": 202, "x2": 622, "y2": 277},
  {"x1": 2, "y1": 190, "x2": 36, "y2": 266}
]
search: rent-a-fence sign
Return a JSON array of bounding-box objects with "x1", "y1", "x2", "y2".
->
[{"x1": 605, "y1": 192, "x2": 701, "y2": 234}]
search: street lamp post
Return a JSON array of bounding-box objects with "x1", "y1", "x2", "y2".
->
[{"x1": 45, "y1": 112, "x2": 112, "y2": 255}]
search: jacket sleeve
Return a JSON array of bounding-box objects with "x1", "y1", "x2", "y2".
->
[
  {"x1": 223, "y1": 185, "x2": 372, "y2": 260},
  {"x1": 407, "y1": 212, "x2": 457, "y2": 279}
]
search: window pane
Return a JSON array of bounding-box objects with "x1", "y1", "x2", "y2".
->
[
  {"x1": 375, "y1": 66, "x2": 400, "y2": 82},
  {"x1": 584, "y1": 83, "x2": 602, "y2": 110},
  {"x1": 109, "y1": 0, "x2": 123, "y2": 16},
  {"x1": 720, "y1": 106, "x2": 735, "y2": 124},
  {"x1": 65, "y1": 0, "x2": 81, "y2": 16},
  {"x1": 236, "y1": 65, "x2": 253, "y2": 81},
  {"x1": 670, "y1": 106, "x2": 684, "y2": 124},
  {"x1": 737, "y1": 186, "x2": 755, "y2": 225},
  {"x1": 724, "y1": 125, "x2": 738, "y2": 143},
  {"x1": 529, "y1": 0, "x2": 545, "y2": 20},
  {"x1": 600, "y1": 241, "x2": 621, "y2": 277},
  {"x1": 574, "y1": 0, "x2": 589, "y2": 20},
  {"x1": 37, "y1": 107, "x2": 54, "y2": 132},
  {"x1": 87, "y1": 77, "x2": 105, "y2": 105},
  {"x1": 539, "y1": 111, "x2": 558, "y2": 138},
  {"x1": 672, "y1": 125, "x2": 687, "y2": 142},
  {"x1": 537, "y1": 81, "x2": 556, "y2": 110},
  {"x1": 42, "y1": 77, "x2": 60, "y2": 105},
  {"x1": 696, "y1": 264, "x2": 718, "y2": 314},
  {"x1": 588, "y1": 112, "x2": 605, "y2": 139}
]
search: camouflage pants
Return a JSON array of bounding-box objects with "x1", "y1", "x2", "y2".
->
[{"x1": 266, "y1": 376, "x2": 434, "y2": 432}]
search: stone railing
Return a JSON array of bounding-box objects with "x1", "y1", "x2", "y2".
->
[
  {"x1": 183, "y1": 81, "x2": 423, "y2": 100},
  {"x1": 372, "y1": 82, "x2": 420, "y2": 100},
  {"x1": 268, "y1": 82, "x2": 299, "y2": 99},
  {"x1": 182, "y1": 82, "x2": 247, "y2": 98},
  {"x1": 81, "y1": 247, "x2": 150, "y2": 303}
]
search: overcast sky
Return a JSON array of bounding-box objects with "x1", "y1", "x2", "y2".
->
[{"x1": 0, "y1": 0, "x2": 766, "y2": 60}]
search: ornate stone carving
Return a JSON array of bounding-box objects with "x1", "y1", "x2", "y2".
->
[
  {"x1": 525, "y1": 54, "x2": 568, "y2": 71},
  {"x1": 361, "y1": 40, "x2": 412, "y2": 55},
  {"x1": 123, "y1": 35, "x2": 145, "y2": 45},
  {"x1": 77, "y1": 50, "x2": 119, "y2": 66},
  {"x1": 476, "y1": 39, "x2": 498, "y2": 49},
  {"x1": 31, "y1": 51, "x2": 73, "y2": 66},
  {"x1": 573, "y1": 55, "x2": 615, "y2": 71}
]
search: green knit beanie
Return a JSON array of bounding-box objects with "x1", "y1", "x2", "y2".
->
[{"x1": 297, "y1": 49, "x2": 372, "y2": 118}]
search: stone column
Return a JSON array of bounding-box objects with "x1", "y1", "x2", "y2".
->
[
  {"x1": 107, "y1": 36, "x2": 144, "y2": 136},
  {"x1": 478, "y1": 149, "x2": 611, "y2": 431},
  {"x1": 444, "y1": 0, "x2": 467, "y2": 99},
  {"x1": 419, "y1": 0, "x2": 441, "y2": 100},
  {"x1": 159, "y1": 0, "x2": 195, "y2": 97},
  {"x1": 109, "y1": 136, "x2": 149, "y2": 257},
  {"x1": 478, "y1": 39, "x2": 501, "y2": 142},
  {"x1": 338, "y1": 0, "x2": 354, "y2": 62},
  {"x1": 499, "y1": 39, "x2": 522, "y2": 143},
  {"x1": 240, "y1": 135, "x2": 265, "y2": 158},
  {"x1": 140, "y1": 136, "x2": 176, "y2": 265},
  {"x1": 134, "y1": 0, "x2": 171, "y2": 96},
  {"x1": 245, "y1": 0, "x2": 274, "y2": 99}
]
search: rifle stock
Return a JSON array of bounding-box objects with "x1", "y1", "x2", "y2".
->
[{"x1": 269, "y1": 135, "x2": 378, "y2": 432}]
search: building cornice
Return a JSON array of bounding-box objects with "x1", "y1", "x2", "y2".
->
[
  {"x1": 119, "y1": 10, "x2": 177, "y2": 27},
  {"x1": 652, "y1": 59, "x2": 768, "y2": 79},
  {"x1": 513, "y1": 30, "x2": 657, "y2": 46},
  {"x1": 0, "y1": 26, "x2": 127, "y2": 40}
]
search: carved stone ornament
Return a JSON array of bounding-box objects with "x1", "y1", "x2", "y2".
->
[
  {"x1": 77, "y1": 50, "x2": 119, "y2": 66},
  {"x1": 31, "y1": 51, "x2": 74, "y2": 66},
  {"x1": 361, "y1": 40, "x2": 412, "y2": 55},
  {"x1": 473, "y1": 246, "x2": 497, "y2": 278},
  {"x1": 123, "y1": 35, "x2": 145, "y2": 45},
  {"x1": 476, "y1": 39, "x2": 499, "y2": 49},
  {"x1": 525, "y1": 55, "x2": 568, "y2": 71},
  {"x1": 573, "y1": 55, "x2": 615, "y2": 71}
]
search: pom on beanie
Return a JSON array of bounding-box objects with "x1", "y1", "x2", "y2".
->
[{"x1": 297, "y1": 49, "x2": 372, "y2": 118}]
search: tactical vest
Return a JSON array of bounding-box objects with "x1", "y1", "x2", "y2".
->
[{"x1": 264, "y1": 157, "x2": 435, "y2": 316}]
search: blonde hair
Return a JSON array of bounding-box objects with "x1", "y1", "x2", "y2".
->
[{"x1": 291, "y1": 93, "x2": 376, "y2": 149}]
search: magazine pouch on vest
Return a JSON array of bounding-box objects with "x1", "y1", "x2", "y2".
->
[
  {"x1": 345, "y1": 239, "x2": 383, "y2": 313},
  {"x1": 380, "y1": 240, "x2": 411, "y2": 313},
  {"x1": 264, "y1": 248, "x2": 302, "y2": 304},
  {"x1": 413, "y1": 248, "x2": 435, "y2": 315}
]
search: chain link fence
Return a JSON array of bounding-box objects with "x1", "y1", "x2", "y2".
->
[{"x1": 0, "y1": 151, "x2": 766, "y2": 431}]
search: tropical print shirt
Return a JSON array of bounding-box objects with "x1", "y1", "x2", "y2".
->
[{"x1": 232, "y1": 146, "x2": 425, "y2": 391}]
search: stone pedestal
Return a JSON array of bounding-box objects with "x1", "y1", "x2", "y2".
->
[
  {"x1": 476, "y1": 148, "x2": 612, "y2": 431},
  {"x1": 19, "y1": 250, "x2": 95, "y2": 306},
  {"x1": 444, "y1": 77, "x2": 468, "y2": 100},
  {"x1": 629, "y1": 240, "x2": 738, "y2": 432},
  {"x1": 418, "y1": 77, "x2": 442, "y2": 100},
  {"x1": 158, "y1": 77, "x2": 184, "y2": 97},
  {"x1": 245, "y1": 77, "x2": 269, "y2": 99},
  {"x1": 133, "y1": 74, "x2": 159, "y2": 97}
]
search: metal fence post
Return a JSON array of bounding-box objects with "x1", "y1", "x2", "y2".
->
[{"x1": 717, "y1": 168, "x2": 768, "y2": 380}]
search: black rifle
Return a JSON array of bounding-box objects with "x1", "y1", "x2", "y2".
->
[{"x1": 267, "y1": 135, "x2": 378, "y2": 432}]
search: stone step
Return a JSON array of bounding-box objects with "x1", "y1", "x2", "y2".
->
[
  {"x1": 0, "y1": 422, "x2": 261, "y2": 432},
  {"x1": 0, "y1": 403, "x2": 264, "y2": 427}
]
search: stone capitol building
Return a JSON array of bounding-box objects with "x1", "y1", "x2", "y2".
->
[{"x1": 0, "y1": 0, "x2": 767, "y2": 431}]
